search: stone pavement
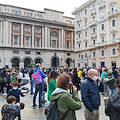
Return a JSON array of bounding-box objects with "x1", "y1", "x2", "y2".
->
[{"x1": 0, "y1": 74, "x2": 109, "y2": 120}]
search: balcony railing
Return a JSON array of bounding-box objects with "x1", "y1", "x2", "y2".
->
[
  {"x1": 90, "y1": 9, "x2": 96, "y2": 15},
  {"x1": 76, "y1": 27, "x2": 82, "y2": 32},
  {"x1": 108, "y1": 9, "x2": 118, "y2": 17},
  {"x1": 76, "y1": 17, "x2": 81, "y2": 22},
  {"x1": 89, "y1": 20, "x2": 97, "y2": 27},
  {"x1": 98, "y1": 1, "x2": 106, "y2": 9},
  {"x1": 76, "y1": 38, "x2": 82, "y2": 42},
  {"x1": 91, "y1": 33, "x2": 97, "y2": 38}
]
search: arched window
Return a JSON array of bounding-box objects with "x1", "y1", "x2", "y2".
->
[{"x1": 12, "y1": 58, "x2": 19, "y2": 68}]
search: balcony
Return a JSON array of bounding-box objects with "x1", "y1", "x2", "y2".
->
[
  {"x1": 90, "y1": 9, "x2": 96, "y2": 15},
  {"x1": 91, "y1": 33, "x2": 97, "y2": 38},
  {"x1": 89, "y1": 20, "x2": 97, "y2": 27},
  {"x1": 76, "y1": 27, "x2": 82, "y2": 32},
  {"x1": 76, "y1": 17, "x2": 81, "y2": 22},
  {"x1": 76, "y1": 38, "x2": 82, "y2": 42},
  {"x1": 108, "y1": 9, "x2": 118, "y2": 17},
  {"x1": 98, "y1": 1, "x2": 106, "y2": 9}
]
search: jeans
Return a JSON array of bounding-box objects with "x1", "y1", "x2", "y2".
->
[
  {"x1": 30, "y1": 80, "x2": 34, "y2": 94},
  {"x1": 84, "y1": 108, "x2": 99, "y2": 120},
  {"x1": 110, "y1": 88, "x2": 117, "y2": 95},
  {"x1": 33, "y1": 83, "x2": 43, "y2": 108}
]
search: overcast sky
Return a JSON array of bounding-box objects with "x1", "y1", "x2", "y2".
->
[{"x1": 0, "y1": 0, "x2": 88, "y2": 17}]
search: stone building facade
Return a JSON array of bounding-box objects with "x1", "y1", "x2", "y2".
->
[
  {"x1": 72, "y1": 0, "x2": 120, "y2": 68},
  {"x1": 0, "y1": 4, "x2": 75, "y2": 68}
]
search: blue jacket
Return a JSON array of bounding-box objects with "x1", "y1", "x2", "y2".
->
[
  {"x1": 81, "y1": 77, "x2": 104, "y2": 112},
  {"x1": 33, "y1": 68, "x2": 46, "y2": 84},
  {"x1": 7, "y1": 88, "x2": 25, "y2": 103}
]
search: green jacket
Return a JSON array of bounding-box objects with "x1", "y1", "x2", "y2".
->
[
  {"x1": 107, "y1": 76, "x2": 116, "y2": 89},
  {"x1": 47, "y1": 79, "x2": 57, "y2": 101},
  {"x1": 50, "y1": 88, "x2": 81, "y2": 120},
  {"x1": 10, "y1": 75, "x2": 15, "y2": 85}
]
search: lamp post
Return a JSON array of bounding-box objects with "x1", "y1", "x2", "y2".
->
[{"x1": 60, "y1": 57, "x2": 63, "y2": 67}]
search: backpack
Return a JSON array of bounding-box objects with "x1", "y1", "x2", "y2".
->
[
  {"x1": 31, "y1": 71, "x2": 42, "y2": 85},
  {"x1": 45, "y1": 99, "x2": 69, "y2": 120},
  {"x1": 103, "y1": 76, "x2": 108, "y2": 83}
]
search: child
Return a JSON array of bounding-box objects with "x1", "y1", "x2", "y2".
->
[{"x1": 1, "y1": 95, "x2": 20, "y2": 120}]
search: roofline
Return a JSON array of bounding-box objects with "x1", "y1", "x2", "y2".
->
[
  {"x1": 63, "y1": 16, "x2": 74, "y2": 19},
  {"x1": 72, "y1": 0, "x2": 95, "y2": 15},
  {"x1": 44, "y1": 8, "x2": 64, "y2": 14}
]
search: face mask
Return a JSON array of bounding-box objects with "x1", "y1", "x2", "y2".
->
[
  {"x1": 13, "y1": 87, "x2": 17, "y2": 90},
  {"x1": 92, "y1": 76, "x2": 98, "y2": 81}
]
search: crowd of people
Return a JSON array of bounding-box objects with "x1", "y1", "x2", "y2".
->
[{"x1": 0, "y1": 64, "x2": 120, "y2": 120}]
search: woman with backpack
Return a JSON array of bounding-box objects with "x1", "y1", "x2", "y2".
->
[
  {"x1": 50, "y1": 74, "x2": 81, "y2": 120},
  {"x1": 47, "y1": 70, "x2": 58, "y2": 101}
]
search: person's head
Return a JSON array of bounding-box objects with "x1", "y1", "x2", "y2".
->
[
  {"x1": 57, "y1": 74, "x2": 71, "y2": 90},
  {"x1": 48, "y1": 70, "x2": 58, "y2": 84},
  {"x1": 88, "y1": 69, "x2": 98, "y2": 81},
  {"x1": 73, "y1": 68, "x2": 77, "y2": 74},
  {"x1": 64, "y1": 68, "x2": 67, "y2": 73},
  {"x1": 36, "y1": 63, "x2": 41, "y2": 69},
  {"x1": 108, "y1": 72, "x2": 113, "y2": 77},
  {"x1": 7, "y1": 95, "x2": 16, "y2": 105},
  {"x1": 19, "y1": 102, "x2": 25, "y2": 110},
  {"x1": 31, "y1": 65, "x2": 34, "y2": 69},
  {"x1": 12, "y1": 72, "x2": 16, "y2": 76},
  {"x1": 15, "y1": 76, "x2": 18, "y2": 80},
  {"x1": 115, "y1": 78, "x2": 120, "y2": 92},
  {"x1": 103, "y1": 68, "x2": 107, "y2": 73},
  {"x1": 12, "y1": 80, "x2": 18, "y2": 89}
]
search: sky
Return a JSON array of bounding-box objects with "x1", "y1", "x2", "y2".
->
[{"x1": 0, "y1": 0, "x2": 88, "y2": 17}]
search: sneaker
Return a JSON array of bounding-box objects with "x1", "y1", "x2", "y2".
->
[
  {"x1": 38, "y1": 106, "x2": 45, "y2": 110},
  {"x1": 30, "y1": 93, "x2": 34, "y2": 95},
  {"x1": 33, "y1": 105, "x2": 37, "y2": 109},
  {"x1": 2, "y1": 93, "x2": 6, "y2": 96}
]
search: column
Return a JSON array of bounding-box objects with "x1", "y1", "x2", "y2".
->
[
  {"x1": 48, "y1": 28, "x2": 50, "y2": 48},
  {"x1": 96, "y1": 1, "x2": 99, "y2": 44},
  {"x1": 9, "y1": 22, "x2": 11, "y2": 46},
  {"x1": 45, "y1": 26, "x2": 47, "y2": 48},
  {"x1": 0, "y1": 21, "x2": 2, "y2": 45},
  {"x1": 106, "y1": 0, "x2": 109, "y2": 43},
  {"x1": 42, "y1": 27, "x2": 44, "y2": 48},
  {"x1": 61, "y1": 29, "x2": 64, "y2": 48},
  {"x1": 71, "y1": 31, "x2": 73, "y2": 50},
  {"x1": 21, "y1": 24, "x2": 23, "y2": 47},
  {"x1": 32, "y1": 25, "x2": 34, "y2": 48},
  {"x1": 59, "y1": 29, "x2": 61, "y2": 48},
  {"x1": 5, "y1": 21, "x2": 9, "y2": 45},
  {"x1": 3, "y1": 21, "x2": 6, "y2": 46}
]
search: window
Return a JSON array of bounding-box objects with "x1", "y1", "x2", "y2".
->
[
  {"x1": 26, "y1": 13, "x2": 30, "y2": 17},
  {"x1": 101, "y1": 24, "x2": 104, "y2": 30},
  {"x1": 93, "y1": 4, "x2": 95, "y2": 10},
  {"x1": 85, "y1": 41, "x2": 87, "y2": 47},
  {"x1": 13, "y1": 51, "x2": 19, "y2": 54},
  {"x1": 78, "y1": 33, "x2": 81, "y2": 39},
  {"x1": 93, "y1": 28, "x2": 95, "y2": 34},
  {"x1": 36, "y1": 38, "x2": 40, "y2": 47},
  {"x1": 78, "y1": 13, "x2": 80, "y2": 18},
  {"x1": 67, "y1": 41, "x2": 69, "y2": 48},
  {"x1": 67, "y1": 21, "x2": 70, "y2": 24},
  {"x1": 93, "y1": 39, "x2": 95, "y2": 45},
  {"x1": 66, "y1": 32, "x2": 70, "y2": 36},
  {"x1": 78, "y1": 53, "x2": 80, "y2": 59},
  {"x1": 25, "y1": 51, "x2": 30, "y2": 54},
  {"x1": 25, "y1": 26, "x2": 30, "y2": 31},
  {"x1": 85, "y1": 31, "x2": 87, "y2": 37},
  {"x1": 36, "y1": 52, "x2": 40, "y2": 55},
  {"x1": 112, "y1": 48, "x2": 116, "y2": 55},
  {"x1": 78, "y1": 43, "x2": 80, "y2": 48},
  {"x1": 101, "y1": 9, "x2": 104, "y2": 17},
  {"x1": 78, "y1": 23, "x2": 80, "y2": 28},
  {"x1": 93, "y1": 16, "x2": 95, "y2": 21},
  {"x1": 93, "y1": 52, "x2": 96, "y2": 57},
  {"x1": 13, "y1": 25, "x2": 19, "y2": 30},
  {"x1": 112, "y1": 34, "x2": 116, "y2": 40},
  {"x1": 14, "y1": 11, "x2": 19, "y2": 15},
  {"x1": 85, "y1": 20, "x2": 87, "y2": 26},
  {"x1": 52, "y1": 40, "x2": 56, "y2": 48},
  {"x1": 101, "y1": 49, "x2": 104, "y2": 56},
  {"x1": 85, "y1": 53, "x2": 87, "y2": 58},
  {"x1": 14, "y1": 36, "x2": 18, "y2": 45},
  {"x1": 36, "y1": 15, "x2": 40, "y2": 19},
  {"x1": 35, "y1": 28, "x2": 40, "y2": 33},
  {"x1": 112, "y1": 20, "x2": 116, "y2": 27},
  {"x1": 26, "y1": 37, "x2": 30, "y2": 46},
  {"x1": 101, "y1": 36, "x2": 104, "y2": 42},
  {"x1": 67, "y1": 53, "x2": 71, "y2": 56},
  {"x1": 111, "y1": 4, "x2": 115, "y2": 11},
  {"x1": 85, "y1": 9, "x2": 87, "y2": 15}
]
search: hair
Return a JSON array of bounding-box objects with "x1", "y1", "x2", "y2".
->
[
  {"x1": 116, "y1": 78, "x2": 120, "y2": 88},
  {"x1": 7, "y1": 95, "x2": 16, "y2": 104},
  {"x1": 47, "y1": 70, "x2": 58, "y2": 84},
  {"x1": 12, "y1": 80, "x2": 18, "y2": 87},
  {"x1": 64, "y1": 68, "x2": 67, "y2": 72},
  {"x1": 73, "y1": 68, "x2": 77, "y2": 74},
  {"x1": 108, "y1": 72, "x2": 113, "y2": 76},
  {"x1": 57, "y1": 74, "x2": 71, "y2": 90},
  {"x1": 36, "y1": 63, "x2": 41, "y2": 68},
  {"x1": 19, "y1": 102, "x2": 25, "y2": 110}
]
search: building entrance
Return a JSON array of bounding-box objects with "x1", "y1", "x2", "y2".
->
[
  {"x1": 12, "y1": 58, "x2": 19, "y2": 68},
  {"x1": 51, "y1": 57, "x2": 59, "y2": 67}
]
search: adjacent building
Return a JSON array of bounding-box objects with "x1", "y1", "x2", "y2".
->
[
  {"x1": 72, "y1": 0, "x2": 120, "y2": 68},
  {"x1": 0, "y1": 4, "x2": 75, "y2": 68}
]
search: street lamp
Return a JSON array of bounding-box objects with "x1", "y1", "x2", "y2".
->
[{"x1": 60, "y1": 57, "x2": 63, "y2": 67}]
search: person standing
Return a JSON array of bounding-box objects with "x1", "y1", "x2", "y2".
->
[
  {"x1": 47, "y1": 70, "x2": 58, "y2": 101},
  {"x1": 81, "y1": 69, "x2": 104, "y2": 120},
  {"x1": 112, "y1": 67, "x2": 119, "y2": 79},
  {"x1": 29, "y1": 66, "x2": 34, "y2": 95},
  {"x1": 32, "y1": 63, "x2": 46, "y2": 110}
]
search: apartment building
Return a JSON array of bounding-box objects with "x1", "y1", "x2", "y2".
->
[
  {"x1": 0, "y1": 4, "x2": 75, "y2": 68},
  {"x1": 72, "y1": 0, "x2": 120, "y2": 68}
]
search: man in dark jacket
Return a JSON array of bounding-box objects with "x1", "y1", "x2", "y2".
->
[
  {"x1": 81, "y1": 69, "x2": 104, "y2": 120},
  {"x1": 29, "y1": 66, "x2": 34, "y2": 95}
]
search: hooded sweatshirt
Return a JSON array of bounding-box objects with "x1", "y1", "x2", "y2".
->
[
  {"x1": 1, "y1": 104, "x2": 20, "y2": 120},
  {"x1": 50, "y1": 88, "x2": 81, "y2": 120}
]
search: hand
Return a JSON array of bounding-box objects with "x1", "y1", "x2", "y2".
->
[
  {"x1": 16, "y1": 103, "x2": 20, "y2": 106},
  {"x1": 4, "y1": 95, "x2": 7, "y2": 99},
  {"x1": 98, "y1": 76, "x2": 102, "y2": 83},
  {"x1": 72, "y1": 86, "x2": 77, "y2": 91},
  {"x1": 23, "y1": 93, "x2": 26, "y2": 96},
  {"x1": 102, "y1": 97, "x2": 108, "y2": 100}
]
